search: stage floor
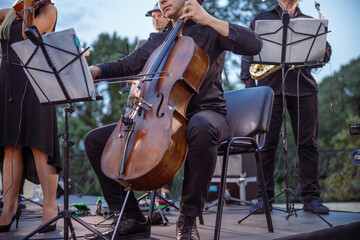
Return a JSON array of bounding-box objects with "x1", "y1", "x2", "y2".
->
[{"x1": 1, "y1": 195, "x2": 359, "y2": 240}]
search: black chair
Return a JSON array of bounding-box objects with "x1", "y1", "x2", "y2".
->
[{"x1": 214, "y1": 86, "x2": 274, "y2": 240}]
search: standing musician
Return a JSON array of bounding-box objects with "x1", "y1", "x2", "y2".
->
[
  {"x1": 241, "y1": 0, "x2": 332, "y2": 214},
  {"x1": 0, "y1": 36, "x2": 27, "y2": 211},
  {"x1": 85, "y1": 0, "x2": 262, "y2": 239},
  {"x1": 0, "y1": 0, "x2": 61, "y2": 233}
]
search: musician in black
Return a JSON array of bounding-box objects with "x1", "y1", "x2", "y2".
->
[
  {"x1": 241, "y1": 0, "x2": 332, "y2": 214},
  {"x1": 85, "y1": 0, "x2": 262, "y2": 239},
  {"x1": 146, "y1": 2, "x2": 169, "y2": 33},
  {"x1": 0, "y1": 0, "x2": 60, "y2": 233}
]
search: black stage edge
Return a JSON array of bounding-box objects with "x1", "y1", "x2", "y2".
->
[{"x1": 277, "y1": 221, "x2": 360, "y2": 240}]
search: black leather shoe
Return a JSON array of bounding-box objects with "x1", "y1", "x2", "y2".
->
[
  {"x1": 249, "y1": 197, "x2": 273, "y2": 214},
  {"x1": 86, "y1": 215, "x2": 151, "y2": 240},
  {"x1": 176, "y1": 214, "x2": 200, "y2": 240},
  {"x1": 303, "y1": 199, "x2": 329, "y2": 214}
]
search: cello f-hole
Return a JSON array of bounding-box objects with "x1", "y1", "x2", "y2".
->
[{"x1": 156, "y1": 93, "x2": 165, "y2": 118}]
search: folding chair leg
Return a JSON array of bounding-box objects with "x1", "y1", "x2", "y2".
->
[
  {"x1": 198, "y1": 215, "x2": 204, "y2": 225},
  {"x1": 214, "y1": 149, "x2": 230, "y2": 240},
  {"x1": 148, "y1": 190, "x2": 156, "y2": 225},
  {"x1": 255, "y1": 149, "x2": 274, "y2": 232}
]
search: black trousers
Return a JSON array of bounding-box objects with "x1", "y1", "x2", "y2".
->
[
  {"x1": 84, "y1": 110, "x2": 228, "y2": 217},
  {"x1": 259, "y1": 94, "x2": 320, "y2": 202}
]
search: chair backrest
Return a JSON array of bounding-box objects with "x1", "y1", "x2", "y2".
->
[{"x1": 224, "y1": 86, "x2": 274, "y2": 146}]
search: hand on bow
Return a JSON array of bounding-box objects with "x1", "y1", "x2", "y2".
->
[{"x1": 89, "y1": 65, "x2": 101, "y2": 79}]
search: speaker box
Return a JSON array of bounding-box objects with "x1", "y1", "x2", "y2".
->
[{"x1": 206, "y1": 153, "x2": 258, "y2": 202}]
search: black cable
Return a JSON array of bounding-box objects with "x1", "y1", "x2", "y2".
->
[
  {"x1": 2, "y1": 79, "x2": 28, "y2": 201},
  {"x1": 293, "y1": 68, "x2": 301, "y2": 197},
  {"x1": 281, "y1": 68, "x2": 293, "y2": 120},
  {"x1": 2, "y1": 0, "x2": 45, "y2": 204}
]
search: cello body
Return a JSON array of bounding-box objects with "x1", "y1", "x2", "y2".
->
[{"x1": 101, "y1": 36, "x2": 209, "y2": 191}]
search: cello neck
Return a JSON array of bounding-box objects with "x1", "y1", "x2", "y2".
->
[{"x1": 137, "y1": 17, "x2": 186, "y2": 90}]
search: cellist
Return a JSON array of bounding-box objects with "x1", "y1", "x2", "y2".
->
[{"x1": 85, "y1": 0, "x2": 262, "y2": 239}]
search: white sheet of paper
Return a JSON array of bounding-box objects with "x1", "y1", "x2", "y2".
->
[
  {"x1": 253, "y1": 18, "x2": 328, "y2": 65},
  {"x1": 11, "y1": 28, "x2": 100, "y2": 104}
]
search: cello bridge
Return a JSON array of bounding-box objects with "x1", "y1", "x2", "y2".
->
[{"x1": 129, "y1": 96, "x2": 153, "y2": 108}]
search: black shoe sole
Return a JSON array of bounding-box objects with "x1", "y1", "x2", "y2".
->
[
  {"x1": 114, "y1": 231, "x2": 151, "y2": 239},
  {"x1": 85, "y1": 231, "x2": 150, "y2": 240},
  {"x1": 303, "y1": 208, "x2": 329, "y2": 214}
]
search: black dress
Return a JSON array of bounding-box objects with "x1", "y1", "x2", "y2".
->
[{"x1": 0, "y1": 17, "x2": 62, "y2": 184}]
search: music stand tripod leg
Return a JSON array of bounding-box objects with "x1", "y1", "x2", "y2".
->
[
  {"x1": 205, "y1": 199, "x2": 218, "y2": 210},
  {"x1": 155, "y1": 191, "x2": 179, "y2": 210},
  {"x1": 154, "y1": 200, "x2": 168, "y2": 226},
  {"x1": 20, "y1": 214, "x2": 62, "y2": 240},
  {"x1": 284, "y1": 190, "x2": 333, "y2": 227},
  {"x1": 18, "y1": 194, "x2": 43, "y2": 208},
  {"x1": 137, "y1": 191, "x2": 173, "y2": 226}
]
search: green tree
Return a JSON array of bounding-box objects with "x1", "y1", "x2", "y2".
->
[
  {"x1": 86, "y1": 33, "x2": 138, "y2": 125},
  {"x1": 315, "y1": 57, "x2": 360, "y2": 201},
  {"x1": 56, "y1": 33, "x2": 138, "y2": 195},
  {"x1": 57, "y1": 32, "x2": 138, "y2": 152},
  {"x1": 318, "y1": 57, "x2": 360, "y2": 148},
  {"x1": 319, "y1": 115, "x2": 360, "y2": 201},
  {"x1": 203, "y1": 0, "x2": 276, "y2": 26},
  {"x1": 203, "y1": 0, "x2": 277, "y2": 89}
]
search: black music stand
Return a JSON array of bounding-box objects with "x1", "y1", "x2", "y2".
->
[
  {"x1": 11, "y1": 28, "x2": 107, "y2": 240},
  {"x1": 238, "y1": 13, "x2": 332, "y2": 227}
]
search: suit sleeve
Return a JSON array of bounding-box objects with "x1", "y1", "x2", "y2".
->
[{"x1": 240, "y1": 20, "x2": 257, "y2": 88}]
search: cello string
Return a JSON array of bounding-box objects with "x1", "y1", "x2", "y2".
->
[
  {"x1": 94, "y1": 71, "x2": 168, "y2": 83},
  {"x1": 94, "y1": 76, "x2": 166, "y2": 86}
]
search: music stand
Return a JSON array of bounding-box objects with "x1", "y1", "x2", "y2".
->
[
  {"x1": 11, "y1": 28, "x2": 107, "y2": 240},
  {"x1": 238, "y1": 13, "x2": 332, "y2": 227}
]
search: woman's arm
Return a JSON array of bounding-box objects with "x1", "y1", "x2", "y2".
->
[
  {"x1": 22, "y1": 0, "x2": 57, "y2": 39},
  {"x1": 0, "y1": 8, "x2": 10, "y2": 25}
]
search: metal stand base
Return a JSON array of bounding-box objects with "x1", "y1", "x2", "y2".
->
[
  {"x1": 238, "y1": 188, "x2": 333, "y2": 228},
  {"x1": 18, "y1": 194, "x2": 43, "y2": 208},
  {"x1": 205, "y1": 189, "x2": 252, "y2": 210},
  {"x1": 137, "y1": 191, "x2": 172, "y2": 226}
]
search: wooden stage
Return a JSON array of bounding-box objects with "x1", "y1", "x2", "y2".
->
[{"x1": 1, "y1": 195, "x2": 359, "y2": 240}]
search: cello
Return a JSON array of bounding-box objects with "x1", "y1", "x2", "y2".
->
[{"x1": 101, "y1": 0, "x2": 209, "y2": 191}]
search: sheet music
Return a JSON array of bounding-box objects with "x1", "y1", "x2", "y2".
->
[
  {"x1": 11, "y1": 28, "x2": 101, "y2": 104},
  {"x1": 253, "y1": 18, "x2": 328, "y2": 65}
]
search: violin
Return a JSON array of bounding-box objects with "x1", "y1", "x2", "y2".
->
[
  {"x1": 101, "y1": 1, "x2": 209, "y2": 191},
  {"x1": 13, "y1": 0, "x2": 51, "y2": 17}
]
